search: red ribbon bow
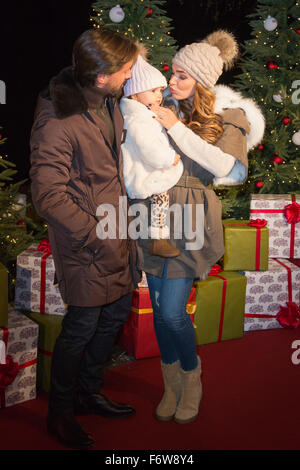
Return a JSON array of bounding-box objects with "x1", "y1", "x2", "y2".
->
[
  {"x1": 208, "y1": 264, "x2": 223, "y2": 276},
  {"x1": 248, "y1": 219, "x2": 268, "y2": 228},
  {"x1": 283, "y1": 201, "x2": 300, "y2": 225},
  {"x1": 37, "y1": 238, "x2": 52, "y2": 255},
  {"x1": 276, "y1": 301, "x2": 300, "y2": 329},
  {"x1": 0, "y1": 355, "x2": 19, "y2": 389}
]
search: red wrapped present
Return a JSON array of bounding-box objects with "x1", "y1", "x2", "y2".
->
[{"x1": 120, "y1": 287, "x2": 196, "y2": 359}]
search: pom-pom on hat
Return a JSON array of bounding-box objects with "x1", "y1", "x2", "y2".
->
[
  {"x1": 123, "y1": 54, "x2": 167, "y2": 97},
  {"x1": 172, "y1": 30, "x2": 239, "y2": 90}
]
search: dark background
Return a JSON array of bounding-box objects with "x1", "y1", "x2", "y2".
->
[{"x1": 0, "y1": 0, "x2": 257, "y2": 182}]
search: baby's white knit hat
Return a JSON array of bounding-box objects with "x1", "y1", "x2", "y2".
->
[
  {"x1": 123, "y1": 55, "x2": 167, "y2": 97},
  {"x1": 173, "y1": 30, "x2": 239, "y2": 90}
]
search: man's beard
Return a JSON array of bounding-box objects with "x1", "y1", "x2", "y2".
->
[
  {"x1": 109, "y1": 86, "x2": 123, "y2": 99},
  {"x1": 103, "y1": 82, "x2": 124, "y2": 99}
]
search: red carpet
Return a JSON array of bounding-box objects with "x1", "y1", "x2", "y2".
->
[{"x1": 1, "y1": 328, "x2": 300, "y2": 451}]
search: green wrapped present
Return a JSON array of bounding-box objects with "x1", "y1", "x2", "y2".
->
[
  {"x1": 222, "y1": 219, "x2": 269, "y2": 271},
  {"x1": 194, "y1": 265, "x2": 246, "y2": 345},
  {"x1": 0, "y1": 263, "x2": 8, "y2": 326},
  {"x1": 25, "y1": 312, "x2": 63, "y2": 392}
]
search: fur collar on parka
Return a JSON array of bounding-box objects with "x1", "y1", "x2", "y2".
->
[
  {"x1": 46, "y1": 66, "x2": 110, "y2": 120},
  {"x1": 214, "y1": 84, "x2": 265, "y2": 151}
]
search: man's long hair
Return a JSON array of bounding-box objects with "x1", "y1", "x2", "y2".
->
[
  {"x1": 179, "y1": 82, "x2": 224, "y2": 144},
  {"x1": 73, "y1": 28, "x2": 139, "y2": 87}
]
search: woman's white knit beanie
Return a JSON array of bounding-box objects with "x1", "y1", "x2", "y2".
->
[
  {"x1": 173, "y1": 30, "x2": 239, "y2": 90},
  {"x1": 123, "y1": 55, "x2": 167, "y2": 97}
]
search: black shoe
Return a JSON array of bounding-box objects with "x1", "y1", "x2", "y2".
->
[
  {"x1": 74, "y1": 392, "x2": 136, "y2": 418},
  {"x1": 47, "y1": 412, "x2": 94, "y2": 449}
]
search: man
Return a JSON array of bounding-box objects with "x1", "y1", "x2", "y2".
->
[{"x1": 30, "y1": 28, "x2": 140, "y2": 449}]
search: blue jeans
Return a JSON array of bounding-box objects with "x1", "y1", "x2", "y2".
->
[{"x1": 146, "y1": 261, "x2": 198, "y2": 371}]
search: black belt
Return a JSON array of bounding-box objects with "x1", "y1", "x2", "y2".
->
[{"x1": 175, "y1": 175, "x2": 212, "y2": 190}]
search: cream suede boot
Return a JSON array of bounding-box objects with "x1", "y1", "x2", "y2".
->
[
  {"x1": 155, "y1": 360, "x2": 182, "y2": 421},
  {"x1": 174, "y1": 356, "x2": 202, "y2": 424}
]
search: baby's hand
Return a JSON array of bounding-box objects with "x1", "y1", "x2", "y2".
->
[{"x1": 173, "y1": 154, "x2": 181, "y2": 166}]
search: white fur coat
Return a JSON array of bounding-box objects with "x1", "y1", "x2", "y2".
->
[{"x1": 120, "y1": 97, "x2": 183, "y2": 199}]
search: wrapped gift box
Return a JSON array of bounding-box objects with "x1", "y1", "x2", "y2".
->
[
  {"x1": 0, "y1": 307, "x2": 38, "y2": 408},
  {"x1": 222, "y1": 219, "x2": 269, "y2": 271},
  {"x1": 14, "y1": 241, "x2": 66, "y2": 315},
  {"x1": 120, "y1": 287, "x2": 196, "y2": 359},
  {"x1": 0, "y1": 339, "x2": 5, "y2": 364},
  {"x1": 250, "y1": 194, "x2": 300, "y2": 259},
  {"x1": 25, "y1": 312, "x2": 63, "y2": 393},
  {"x1": 0, "y1": 262, "x2": 8, "y2": 326},
  {"x1": 194, "y1": 266, "x2": 247, "y2": 345},
  {"x1": 243, "y1": 258, "x2": 300, "y2": 331}
]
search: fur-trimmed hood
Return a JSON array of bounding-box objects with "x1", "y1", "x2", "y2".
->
[
  {"x1": 214, "y1": 84, "x2": 265, "y2": 150},
  {"x1": 48, "y1": 66, "x2": 88, "y2": 119},
  {"x1": 42, "y1": 66, "x2": 112, "y2": 120}
]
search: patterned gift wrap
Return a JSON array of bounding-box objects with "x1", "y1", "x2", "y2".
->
[
  {"x1": 194, "y1": 266, "x2": 247, "y2": 345},
  {"x1": 25, "y1": 312, "x2": 63, "y2": 393},
  {"x1": 0, "y1": 339, "x2": 5, "y2": 364},
  {"x1": 0, "y1": 262, "x2": 8, "y2": 327},
  {"x1": 250, "y1": 194, "x2": 300, "y2": 259},
  {"x1": 243, "y1": 258, "x2": 300, "y2": 331},
  {"x1": 119, "y1": 287, "x2": 196, "y2": 359},
  {"x1": 222, "y1": 219, "x2": 269, "y2": 271},
  {"x1": 0, "y1": 308, "x2": 38, "y2": 408},
  {"x1": 14, "y1": 241, "x2": 66, "y2": 315}
]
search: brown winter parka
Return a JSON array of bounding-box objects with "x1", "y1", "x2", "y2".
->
[{"x1": 30, "y1": 67, "x2": 140, "y2": 307}]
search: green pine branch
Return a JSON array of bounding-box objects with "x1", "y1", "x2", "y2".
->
[
  {"x1": 90, "y1": 0, "x2": 178, "y2": 78},
  {"x1": 219, "y1": 0, "x2": 300, "y2": 219}
]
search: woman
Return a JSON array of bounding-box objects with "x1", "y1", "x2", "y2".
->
[{"x1": 134, "y1": 30, "x2": 265, "y2": 424}]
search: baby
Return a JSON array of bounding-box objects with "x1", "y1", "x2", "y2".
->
[{"x1": 120, "y1": 53, "x2": 183, "y2": 258}]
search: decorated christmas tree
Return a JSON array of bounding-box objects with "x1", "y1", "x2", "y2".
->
[
  {"x1": 218, "y1": 0, "x2": 300, "y2": 219},
  {"x1": 0, "y1": 128, "x2": 47, "y2": 299},
  {"x1": 90, "y1": 0, "x2": 178, "y2": 78}
]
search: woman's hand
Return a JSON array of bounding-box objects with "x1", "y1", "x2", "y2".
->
[{"x1": 151, "y1": 105, "x2": 179, "y2": 130}]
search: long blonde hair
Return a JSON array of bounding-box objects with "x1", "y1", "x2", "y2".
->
[{"x1": 179, "y1": 82, "x2": 224, "y2": 144}]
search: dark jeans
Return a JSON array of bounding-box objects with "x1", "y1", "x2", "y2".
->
[
  {"x1": 146, "y1": 261, "x2": 198, "y2": 371},
  {"x1": 49, "y1": 293, "x2": 132, "y2": 414}
]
